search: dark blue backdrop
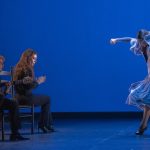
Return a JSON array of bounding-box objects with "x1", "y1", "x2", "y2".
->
[{"x1": 0, "y1": 0, "x2": 150, "y2": 112}]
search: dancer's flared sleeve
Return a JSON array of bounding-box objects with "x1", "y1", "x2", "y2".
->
[{"x1": 130, "y1": 39, "x2": 142, "y2": 55}]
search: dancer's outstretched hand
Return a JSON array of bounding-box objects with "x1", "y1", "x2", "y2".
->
[{"x1": 110, "y1": 38, "x2": 117, "y2": 44}]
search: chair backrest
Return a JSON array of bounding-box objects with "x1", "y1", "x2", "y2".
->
[
  {"x1": 0, "y1": 67, "x2": 15, "y2": 100},
  {"x1": 10, "y1": 66, "x2": 15, "y2": 99},
  {"x1": 0, "y1": 69, "x2": 11, "y2": 101},
  {"x1": 0, "y1": 71, "x2": 10, "y2": 76}
]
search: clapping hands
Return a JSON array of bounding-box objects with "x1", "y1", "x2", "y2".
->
[{"x1": 36, "y1": 76, "x2": 46, "y2": 84}]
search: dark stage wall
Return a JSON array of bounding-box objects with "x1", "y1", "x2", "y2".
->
[{"x1": 0, "y1": 0, "x2": 150, "y2": 112}]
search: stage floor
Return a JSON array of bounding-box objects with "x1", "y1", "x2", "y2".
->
[{"x1": 1, "y1": 118, "x2": 150, "y2": 150}]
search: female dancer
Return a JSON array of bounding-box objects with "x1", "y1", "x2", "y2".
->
[{"x1": 110, "y1": 29, "x2": 150, "y2": 135}]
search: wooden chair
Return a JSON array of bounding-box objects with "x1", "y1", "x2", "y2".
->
[
  {"x1": 0, "y1": 110, "x2": 5, "y2": 141},
  {"x1": 0, "y1": 68, "x2": 35, "y2": 141},
  {"x1": 16, "y1": 103, "x2": 35, "y2": 134},
  {"x1": 0, "y1": 70, "x2": 10, "y2": 141}
]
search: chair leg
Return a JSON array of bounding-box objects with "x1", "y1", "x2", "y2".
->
[
  {"x1": 31, "y1": 105, "x2": 34, "y2": 134},
  {"x1": 1, "y1": 111, "x2": 4, "y2": 141}
]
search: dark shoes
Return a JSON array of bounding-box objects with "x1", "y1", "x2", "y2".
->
[
  {"x1": 38, "y1": 126, "x2": 49, "y2": 133},
  {"x1": 38, "y1": 125, "x2": 55, "y2": 133},
  {"x1": 135, "y1": 126, "x2": 147, "y2": 135},
  {"x1": 10, "y1": 133, "x2": 29, "y2": 141},
  {"x1": 46, "y1": 125, "x2": 55, "y2": 132}
]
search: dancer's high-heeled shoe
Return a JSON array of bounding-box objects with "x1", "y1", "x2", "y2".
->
[
  {"x1": 38, "y1": 126, "x2": 49, "y2": 133},
  {"x1": 135, "y1": 126, "x2": 147, "y2": 135},
  {"x1": 10, "y1": 133, "x2": 29, "y2": 141},
  {"x1": 46, "y1": 125, "x2": 55, "y2": 132}
]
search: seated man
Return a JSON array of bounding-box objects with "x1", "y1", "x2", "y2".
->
[{"x1": 0, "y1": 55, "x2": 29, "y2": 141}]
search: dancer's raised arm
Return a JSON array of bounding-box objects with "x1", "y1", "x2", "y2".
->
[{"x1": 110, "y1": 37, "x2": 134, "y2": 44}]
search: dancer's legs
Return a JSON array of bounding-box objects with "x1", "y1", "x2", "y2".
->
[{"x1": 139, "y1": 105, "x2": 150, "y2": 129}]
